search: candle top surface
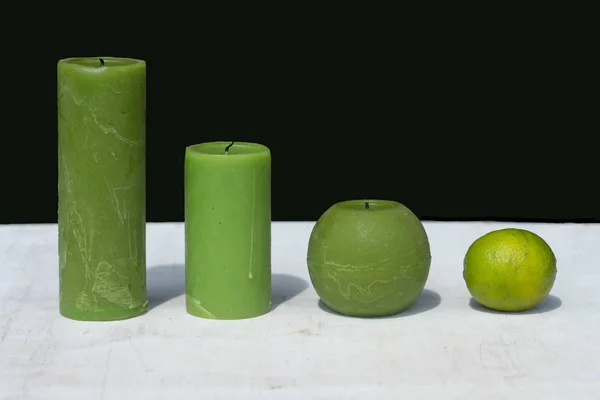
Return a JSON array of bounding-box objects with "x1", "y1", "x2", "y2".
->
[
  {"x1": 186, "y1": 142, "x2": 270, "y2": 157},
  {"x1": 58, "y1": 57, "x2": 145, "y2": 73},
  {"x1": 337, "y1": 199, "x2": 401, "y2": 212}
]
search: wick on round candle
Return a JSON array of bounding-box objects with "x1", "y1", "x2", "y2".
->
[
  {"x1": 225, "y1": 141, "x2": 235, "y2": 154},
  {"x1": 365, "y1": 202, "x2": 370, "y2": 209},
  {"x1": 99, "y1": 58, "x2": 105, "y2": 67}
]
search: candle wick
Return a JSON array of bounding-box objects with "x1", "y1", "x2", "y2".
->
[
  {"x1": 365, "y1": 202, "x2": 370, "y2": 209},
  {"x1": 225, "y1": 141, "x2": 235, "y2": 154},
  {"x1": 99, "y1": 58, "x2": 105, "y2": 67}
]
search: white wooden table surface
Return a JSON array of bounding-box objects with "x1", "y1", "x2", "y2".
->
[{"x1": 0, "y1": 221, "x2": 598, "y2": 399}]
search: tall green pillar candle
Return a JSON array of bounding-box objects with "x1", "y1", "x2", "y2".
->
[
  {"x1": 185, "y1": 141, "x2": 271, "y2": 319},
  {"x1": 58, "y1": 57, "x2": 147, "y2": 321}
]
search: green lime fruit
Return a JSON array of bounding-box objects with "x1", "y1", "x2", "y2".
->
[
  {"x1": 463, "y1": 228, "x2": 557, "y2": 312},
  {"x1": 307, "y1": 200, "x2": 431, "y2": 317}
]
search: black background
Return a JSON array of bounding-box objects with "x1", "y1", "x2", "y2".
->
[{"x1": 1, "y1": 19, "x2": 594, "y2": 224}]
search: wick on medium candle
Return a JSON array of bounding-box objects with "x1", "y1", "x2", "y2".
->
[
  {"x1": 365, "y1": 202, "x2": 370, "y2": 209},
  {"x1": 99, "y1": 58, "x2": 105, "y2": 67},
  {"x1": 225, "y1": 141, "x2": 235, "y2": 154}
]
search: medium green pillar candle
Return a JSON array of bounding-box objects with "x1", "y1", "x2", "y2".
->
[
  {"x1": 58, "y1": 57, "x2": 147, "y2": 321},
  {"x1": 185, "y1": 141, "x2": 271, "y2": 319}
]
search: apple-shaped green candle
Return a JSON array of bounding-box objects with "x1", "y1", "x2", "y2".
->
[{"x1": 307, "y1": 200, "x2": 431, "y2": 317}]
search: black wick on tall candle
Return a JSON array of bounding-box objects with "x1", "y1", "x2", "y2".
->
[
  {"x1": 365, "y1": 201, "x2": 370, "y2": 209},
  {"x1": 225, "y1": 141, "x2": 235, "y2": 154},
  {"x1": 99, "y1": 58, "x2": 105, "y2": 67}
]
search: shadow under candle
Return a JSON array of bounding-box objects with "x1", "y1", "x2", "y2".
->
[
  {"x1": 146, "y1": 263, "x2": 185, "y2": 311},
  {"x1": 271, "y1": 273, "x2": 309, "y2": 310},
  {"x1": 318, "y1": 288, "x2": 442, "y2": 319},
  {"x1": 146, "y1": 265, "x2": 309, "y2": 312}
]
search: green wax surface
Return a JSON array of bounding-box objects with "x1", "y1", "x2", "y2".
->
[
  {"x1": 185, "y1": 142, "x2": 271, "y2": 319},
  {"x1": 307, "y1": 200, "x2": 431, "y2": 317},
  {"x1": 58, "y1": 57, "x2": 147, "y2": 321}
]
